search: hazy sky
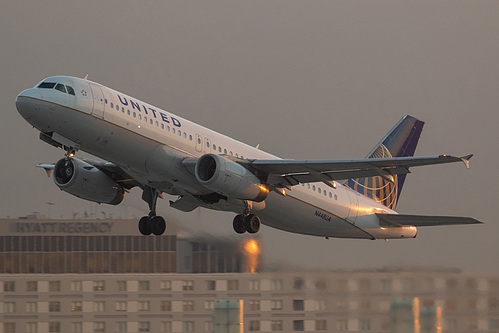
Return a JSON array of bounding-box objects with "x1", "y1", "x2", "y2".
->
[{"x1": 1, "y1": 1, "x2": 498, "y2": 273}]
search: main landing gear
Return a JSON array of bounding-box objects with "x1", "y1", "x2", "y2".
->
[
  {"x1": 233, "y1": 214, "x2": 261, "y2": 234},
  {"x1": 139, "y1": 186, "x2": 167, "y2": 236}
]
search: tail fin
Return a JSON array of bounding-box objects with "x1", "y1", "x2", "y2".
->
[{"x1": 347, "y1": 115, "x2": 425, "y2": 210}]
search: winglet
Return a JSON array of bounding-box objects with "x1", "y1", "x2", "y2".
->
[{"x1": 460, "y1": 154, "x2": 473, "y2": 169}]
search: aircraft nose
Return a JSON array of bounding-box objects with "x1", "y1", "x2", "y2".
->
[{"x1": 16, "y1": 88, "x2": 42, "y2": 120}]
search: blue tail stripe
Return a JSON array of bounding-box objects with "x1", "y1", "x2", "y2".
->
[{"x1": 347, "y1": 115, "x2": 425, "y2": 210}]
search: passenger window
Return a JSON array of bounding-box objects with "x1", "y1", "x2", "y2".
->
[
  {"x1": 178, "y1": 130, "x2": 181, "y2": 136},
  {"x1": 116, "y1": 104, "x2": 119, "y2": 111},
  {"x1": 334, "y1": 194, "x2": 338, "y2": 200},
  {"x1": 66, "y1": 86, "x2": 75, "y2": 95},
  {"x1": 38, "y1": 82, "x2": 56, "y2": 89},
  {"x1": 161, "y1": 123, "x2": 164, "y2": 129},
  {"x1": 224, "y1": 149, "x2": 227, "y2": 154},
  {"x1": 318, "y1": 188, "x2": 321, "y2": 194},
  {"x1": 189, "y1": 135, "x2": 192, "y2": 141},
  {"x1": 111, "y1": 102, "x2": 114, "y2": 108},
  {"x1": 329, "y1": 192, "x2": 332, "y2": 198},
  {"x1": 156, "y1": 121, "x2": 159, "y2": 127},
  {"x1": 55, "y1": 83, "x2": 66, "y2": 93},
  {"x1": 150, "y1": 119, "x2": 153, "y2": 124},
  {"x1": 172, "y1": 128, "x2": 175, "y2": 134},
  {"x1": 127, "y1": 110, "x2": 131, "y2": 115},
  {"x1": 139, "y1": 115, "x2": 142, "y2": 120},
  {"x1": 145, "y1": 117, "x2": 148, "y2": 122},
  {"x1": 133, "y1": 112, "x2": 136, "y2": 118},
  {"x1": 167, "y1": 126, "x2": 170, "y2": 132},
  {"x1": 213, "y1": 144, "x2": 216, "y2": 150},
  {"x1": 313, "y1": 185, "x2": 316, "y2": 191},
  {"x1": 183, "y1": 133, "x2": 186, "y2": 138},
  {"x1": 206, "y1": 142, "x2": 210, "y2": 148},
  {"x1": 197, "y1": 138, "x2": 201, "y2": 144},
  {"x1": 324, "y1": 191, "x2": 327, "y2": 196},
  {"x1": 219, "y1": 147, "x2": 222, "y2": 153}
]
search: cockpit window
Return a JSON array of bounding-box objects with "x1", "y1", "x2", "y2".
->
[
  {"x1": 66, "y1": 86, "x2": 75, "y2": 95},
  {"x1": 38, "y1": 82, "x2": 56, "y2": 89},
  {"x1": 55, "y1": 83, "x2": 67, "y2": 93},
  {"x1": 37, "y1": 81, "x2": 75, "y2": 96}
]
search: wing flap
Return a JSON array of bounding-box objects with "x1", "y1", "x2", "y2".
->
[{"x1": 376, "y1": 213, "x2": 483, "y2": 227}]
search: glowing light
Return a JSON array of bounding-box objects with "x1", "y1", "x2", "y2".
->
[
  {"x1": 243, "y1": 239, "x2": 260, "y2": 273},
  {"x1": 413, "y1": 297, "x2": 420, "y2": 333}
]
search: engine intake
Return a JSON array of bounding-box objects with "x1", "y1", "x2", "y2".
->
[
  {"x1": 194, "y1": 154, "x2": 268, "y2": 202},
  {"x1": 53, "y1": 158, "x2": 124, "y2": 205}
]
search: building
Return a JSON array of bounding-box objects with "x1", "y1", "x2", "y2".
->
[{"x1": 0, "y1": 218, "x2": 499, "y2": 333}]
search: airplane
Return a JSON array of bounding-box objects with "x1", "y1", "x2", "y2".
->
[{"x1": 15, "y1": 75, "x2": 481, "y2": 239}]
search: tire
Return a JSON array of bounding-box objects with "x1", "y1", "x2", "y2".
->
[
  {"x1": 244, "y1": 214, "x2": 261, "y2": 234},
  {"x1": 138, "y1": 216, "x2": 152, "y2": 235},
  {"x1": 151, "y1": 216, "x2": 166, "y2": 235},
  {"x1": 233, "y1": 215, "x2": 246, "y2": 234}
]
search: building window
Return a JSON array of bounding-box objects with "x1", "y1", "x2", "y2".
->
[
  {"x1": 271, "y1": 300, "x2": 283, "y2": 310},
  {"x1": 93, "y1": 280, "x2": 105, "y2": 291},
  {"x1": 93, "y1": 301, "x2": 105, "y2": 312},
  {"x1": 271, "y1": 279, "x2": 282, "y2": 290},
  {"x1": 183, "y1": 301, "x2": 194, "y2": 311},
  {"x1": 49, "y1": 322, "x2": 61, "y2": 333},
  {"x1": 117, "y1": 280, "x2": 127, "y2": 291},
  {"x1": 316, "y1": 320, "x2": 327, "y2": 331},
  {"x1": 204, "y1": 300, "x2": 214, "y2": 310},
  {"x1": 228, "y1": 279, "x2": 239, "y2": 290},
  {"x1": 71, "y1": 322, "x2": 82, "y2": 333},
  {"x1": 117, "y1": 322, "x2": 127, "y2": 333},
  {"x1": 249, "y1": 280, "x2": 260, "y2": 291},
  {"x1": 271, "y1": 320, "x2": 283, "y2": 331},
  {"x1": 4, "y1": 281, "x2": 15, "y2": 291},
  {"x1": 249, "y1": 300, "x2": 260, "y2": 311},
  {"x1": 206, "y1": 280, "x2": 216, "y2": 290},
  {"x1": 49, "y1": 281, "x2": 61, "y2": 291},
  {"x1": 381, "y1": 279, "x2": 392, "y2": 291},
  {"x1": 70, "y1": 281, "x2": 82, "y2": 292},
  {"x1": 139, "y1": 280, "x2": 150, "y2": 291},
  {"x1": 27, "y1": 281, "x2": 38, "y2": 291},
  {"x1": 139, "y1": 322, "x2": 151, "y2": 332},
  {"x1": 293, "y1": 300, "x2": 304, "y2": 311},
  {"x1": 71, "y1": 301, "x2": 82, "y2": 312},
  {"x1": 27, "y1": 322, "x2": 38, "y2": 333},
  {"x1": 337, "y1": 320, "x2": 348, "y2": 331},
  {"x1": 93, "y1": 322, "x2": 105, "y2": 333},
  {"x1": 293, "y1": 320, "x2": 304, "y2": 331},
  {"x1": 315, "y1": 279, "x2": 326, "y2": 290},
  {"x1": 4, "y1": 323, "x2": 15, "y2": 333},
  {"x1": 359, "y1": 279, "x2": 370, "y2": 292},
  {"x1": 182, "y1": 321, "x2": 195, "y2": 332},
  {"x1": 161, "y1": 300, "x2": 172, "y2": 311},
  {"x1": 116, "y1": 301, "x2": 127, "y2": 312},
  {"x1": 293, "y1": 278, "x2": 305, "y2": 290},
  {"x1": 249, "y1": 321, "x2": 260, "y2": 331},
  {"x1": 183, "y1": 280, "x2": 194, "y2": 291},
  {"x1": 26, "y1": 302, "x2": 37, "y2": 313},
  {"x1": 160, "y1": 280, "x2": 171, "y2": 291},
  {"x1": 49, "y1": 302, "x2": 61, "y2": 312},
  {"x1": 359, "y1": 319, "x2": 371, "y2": 331},
  {"x1": 3, "y1": 302, "x2": 15, "y2": 313},
  {"x1": 138, "y1": 301, "x2": 150, "y2": 311},
  {"x1": 161, "y1": 322, "x2": 172, "y2": 332}
]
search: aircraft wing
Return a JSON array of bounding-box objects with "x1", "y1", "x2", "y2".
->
[
  {"x1": 376, "y1": 213, "x2": 483, "y2": 227},
  {"x1": 241, "y1": 154, "x2": 472, "y2": 188}
]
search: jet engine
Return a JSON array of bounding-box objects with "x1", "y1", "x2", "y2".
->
[
  {"x1": 195, "y1": 154, "x2": 269, "y2": 202},
  {"x1": 53, "y1": 158, "x2": 124, "y2": 205}
]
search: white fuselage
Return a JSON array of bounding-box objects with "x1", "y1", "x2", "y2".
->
[{"x1": 16, "y1": 76, "x2": 418, "y2": 240}]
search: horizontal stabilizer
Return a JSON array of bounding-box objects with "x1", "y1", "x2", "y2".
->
[{"x1": 376, "y1": 213, "x2": 482, "y2": 227}]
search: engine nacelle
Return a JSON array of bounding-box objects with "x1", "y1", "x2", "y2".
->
[
  {"x1": 53, "y1": 158, "x2": 124, "y2": 205},
  {"x1": 195, "y1": 154, "x2": 269, "y2": 202}
]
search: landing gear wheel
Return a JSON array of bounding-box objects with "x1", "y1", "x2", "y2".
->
[
  {"x1": 233, "y1": 215, "x2": 246, "y2": 234},
  {"x1": 244, "y1": 214, "x2": 261, "y2": 234},
  {"x1": 151, "y1": 216, "x2": 166, "y2": 236},
  {"x1": 138, "y1": 216, "x2": 152, "y2": 235}
]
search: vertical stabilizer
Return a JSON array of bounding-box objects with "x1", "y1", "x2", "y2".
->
[{"x1": 347, "y1": 115, "x2": 425, "y2": 210}]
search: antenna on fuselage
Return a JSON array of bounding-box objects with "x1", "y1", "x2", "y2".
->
[{"x1": 83, "y1": 74, "x2": 89, "y2": 80}]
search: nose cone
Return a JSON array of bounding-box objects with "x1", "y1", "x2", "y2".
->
[{"x1": 16, "y1": 88, "x2": 42, "y2": 121}]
